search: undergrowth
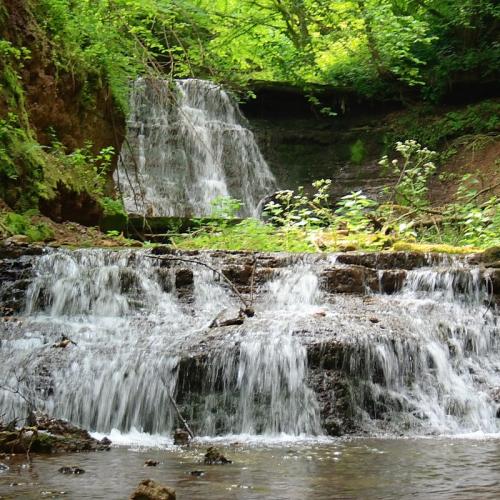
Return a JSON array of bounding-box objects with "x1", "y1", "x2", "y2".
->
[{"x1": 173, "y1": 140, "x2": 499, "y2": 254}]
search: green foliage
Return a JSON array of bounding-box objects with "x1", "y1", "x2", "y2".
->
[
  {"x1": 0, "y1": 212, "x2": 54, "y2": 242},
  {"x1": 100, "y1": 197, "x2": 127, "y2": 218},
  {"x1": 0, "y1": 113, "x2": 45, "y2": 209},
  {"x1": 210, "y1": 195, "x2": 243, "y2": 219},
  {"x1": 20, "y1": 0, "x2": 498, "y2": 106},
  {"x1": 42, "y1": 141, "x2": 115, "y2": 199},
  {"x1": 178, "y1": 138, "x2": 497, "y2": 253},
  {"x1": 379, "y1": 140, "x2": 437, "y2": 208},
  {"x1": 387, "y1": 101, "x2": 500, "y2": 149},
  {"x1": 335, "y1": 190, "x2": 376, "y2": 231},
  {"x1": 264, "y1": 180, "x2": 333, "y2": 228},
  {"x1": 175, "y1": 218, "x2": 314, "y2": 252}
]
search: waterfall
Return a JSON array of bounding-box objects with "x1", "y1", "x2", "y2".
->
[
  {"x1": 336, "y1": 263, "x2": 499, "y2": 434},
  {"x1": 115, "y1": 78, "x2": 276, "y2": 217},
  {"x1": 0, "y1": 249, "x2": 498, "y2": 438},
  {"x1": 0, "y1": 249, "x2": 319, "y2": 436}
]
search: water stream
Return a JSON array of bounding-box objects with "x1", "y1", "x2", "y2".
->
[{"x1": 0, "y1": 249, "x2": 498, "y2": 440}]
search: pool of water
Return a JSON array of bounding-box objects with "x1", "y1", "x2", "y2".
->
[{"x1": 1, "y1": 436, "x2": 500, "y2": 499}]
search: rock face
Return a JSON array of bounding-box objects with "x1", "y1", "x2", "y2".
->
[{"x1": 129, "y1": 479, "x2": 176, "y2": 500}]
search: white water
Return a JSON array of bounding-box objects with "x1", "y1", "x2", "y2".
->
[
  {"x1": 115, "y1": 78, "x2": 276, "y2": 217},
  {"x1": 0, "y1": 250, "x2": 499, "y2": 442}
]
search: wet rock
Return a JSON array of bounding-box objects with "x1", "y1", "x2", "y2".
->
[
  {"x1": 100, "y1": 437, "x2": 112, "y2": 446},
  {"x1": 0, "y1": 462, "x2": 9, "y2": 472},
  {"x1": 204, "y1": 446, "x2": 231, "y2": 464},
  {"x1": 129, "y1": 479, "x2": 176, "y2": 500},
  {"x1": 58, "y1": 466, "x2": 85, "y2": 474},
  {"x1": 144, "y1": 459, "x2": 159, "y2": 467},
  {"x1": 377, "y1": 270, "x2": 407, "y2": 294},
  {"x1": 321, "y1": 266, "x2": 377, "y2": 294},
  {"x1": 222, "y1": 265, "x2": 254, "y2": 285},
  {"x1": 486, "y1": 268, "x2": 500, "y2": 295},
  {"x1": 369, "y1": 317, "x2": 379, "y2": 323},
  {"x1": 335, "y1": 252, "x2": 432, "y2": 270},
  {"x1": 173, "y1": 428, "x2": 190, "y2": 446},
  {"x1": 175, "y1": 268, "x2": 193, "y2": 288},
  {"x1": 190, "y1": 470, "x2": 205, "y2": 476},
  {"x1": 323, "y1": 418, "x2": 344, "y2": 437},
  {"x1": 481, "y1": 246, "x2": 500, "y2": 264},
  {"x1": 0, "y1": 414, "x2": 111, "y2": 454}
]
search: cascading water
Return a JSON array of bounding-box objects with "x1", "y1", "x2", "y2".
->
[
  {"x1": 115, "y1": 78, "x2": 276, "y2": 217},
  {"x1": 0, "y1": 249, "x2": 320, "y2": 437},
  {"x1": 0, "y1": 249, "x2": 499, "y2": 439},
  {"x1": 333, "y1": 262, "x2": 499, "y2": 434}
]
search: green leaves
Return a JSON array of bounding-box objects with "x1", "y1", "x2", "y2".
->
[{"x1": 379, "y1": 140, "x2": 437, "y2": 209}]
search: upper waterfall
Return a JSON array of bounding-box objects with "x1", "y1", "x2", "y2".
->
[{"x1": 115, "y1": 78, "x2": 276, "y2": 217}]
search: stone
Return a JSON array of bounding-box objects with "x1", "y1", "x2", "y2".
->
[
  {"x1": 175, "y1": 269, "x2": 193, "y2": 288},
  {"x1": 190, "y1": 470, "x2": 205, "y2": 476},
  {"x1": 144, "y1": 459, "x2": 159, "y2": 467},
  {"x1": 204, "y1": 446, "x2": 231, "y2": 465},
  {"x1": 173, "y1": 428, "x2": 190, "y2": 446},
  {"x1": 5, "y1": 235, "x2": 30, "y2": 246},
  {"x1": 377, "y1": 270, "x2": 407, "y2": 294},
  {"x1": 0, "y1": 413, "x2": 112, "y2": 454},
  {"x1": 129, "y1": 479, "x2": 176, "y2": 500},
  {"x1": 0, "y1": 462, "x2": 9, "y2": 472},
  {"x1": 320, "y1": 266, "x2": 377, "y2": 294},
  {"x1": 58, "y1": 466, "x2": 85, "y2": 474}
]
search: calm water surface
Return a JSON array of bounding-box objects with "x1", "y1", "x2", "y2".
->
[{"x1": 1, "y1": 437, "x2": 500, "y2": 499}]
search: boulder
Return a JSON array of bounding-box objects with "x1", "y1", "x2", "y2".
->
[
  {"x1": 320, "y1": 266, "x2": 377, "y2": 294},
  {"x1": 0, "y1": 413, "x2": 112, "y2": 454},
  {"x1": 204, "y1": 446, "x2": 231, "y2": 465},
  {"x1": 129, "y1": 479, "x2": 176, "y2": 500},
  {"x1": 175, "y1": 269, "x2": 193, "y2": 288},
  {"x1": 4, "y1": 235, "x2": 30, "y2": 246},
  {"x1": 173, "y1": 428, "x2": 190, "y2": 446}
]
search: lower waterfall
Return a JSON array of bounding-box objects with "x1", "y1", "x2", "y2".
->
[{"x1": 0, "y1": 249, "x2": 498, "y2": 438}]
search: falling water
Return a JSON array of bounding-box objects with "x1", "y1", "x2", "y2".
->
[
  {"x1": 115, "y1": 78, "x2": 276, "y2": 217},
  {"x1": 0, "y1": 249, "x2": 498, "y2": 439},
  {"x1": 0, "y1": 250, "x2": 320, "y2": 437}
]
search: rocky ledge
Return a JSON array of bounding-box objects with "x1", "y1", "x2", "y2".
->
[{"x1": 0, "y1": 413, "x2": 111, "y2": 454}]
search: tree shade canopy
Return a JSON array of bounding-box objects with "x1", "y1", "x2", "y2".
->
[{"x1": 30, "y1": 0, "x2": 499, "y2": 106}]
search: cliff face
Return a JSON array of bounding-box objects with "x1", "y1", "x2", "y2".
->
[
  {"x1": 0, "y1": 0, "x2": 125, "y2": 220},
  {"x1": 241, "y1": 84, "x2": 500, "y2": 204}
]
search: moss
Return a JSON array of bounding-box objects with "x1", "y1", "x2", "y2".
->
[
  {"x1": 391, "y1": 241, "x2": 481, "y2": 254},
  {"x1": 350, "y1": 139, "x2": 366, "y2": 165}
]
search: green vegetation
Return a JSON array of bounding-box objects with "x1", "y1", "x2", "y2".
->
[
  {"x1": 0, "y1": 211, "x2": 54, "y2": 242},
  {"x1": 175, "y1": 140, "x2": 499, "y2": 253},
  {"x1": 0, "y1": 0, "x2": 498, "y2": 250}
]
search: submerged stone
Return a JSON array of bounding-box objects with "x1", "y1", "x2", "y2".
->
[{"x1": 58, "y1": 466, "x2": 85, "y2": 474}]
